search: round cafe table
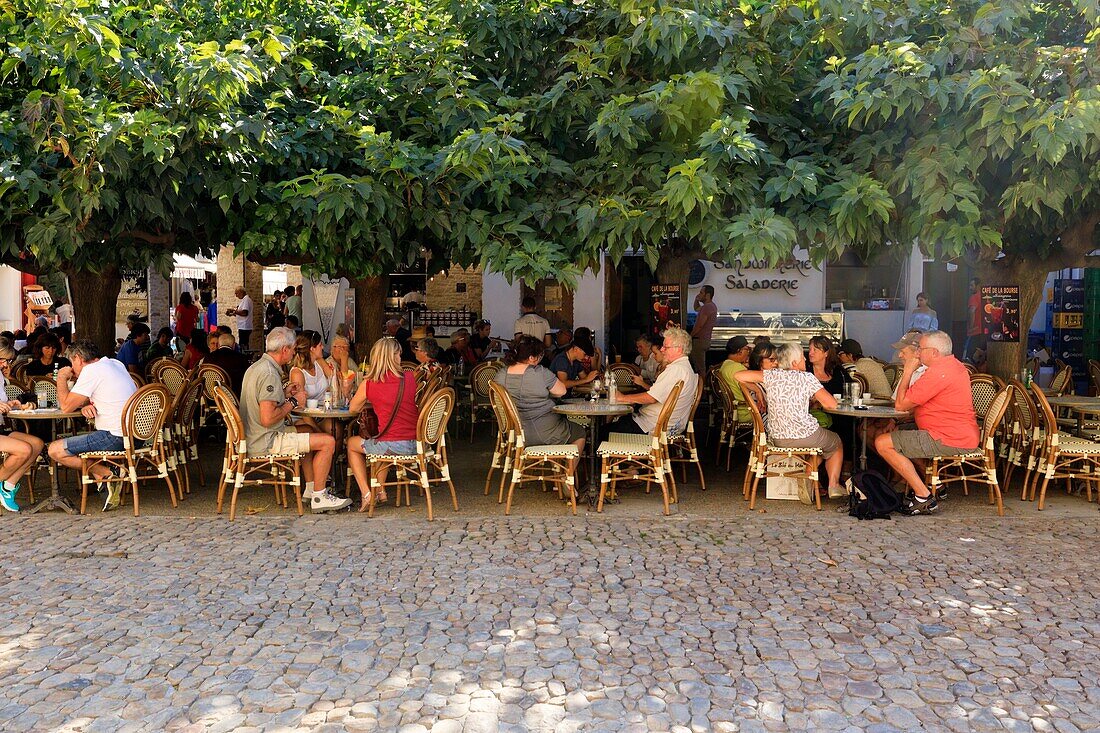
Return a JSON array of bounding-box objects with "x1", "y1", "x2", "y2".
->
[
  {"x1": 552, "y1": 399, "x2": 632, "y2": 504},
  {"x1": 822, "y1": 403, "x2": 910, "y2": 472},
  {"x1": 8, "y1": 408, "x2": 84, "y2": 514},
  {"x1": 292, "y1": 405, "x2": 362, "y2": 489}
]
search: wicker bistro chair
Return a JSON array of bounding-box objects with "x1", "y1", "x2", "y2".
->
[
  {"x1": 166, "y1": 377, "x2": 205, "y2": 495},
  {"x1": 848, "y1": 371, "x2": 869, "y2": 397},
  {"x1": 1047, "y1": 365, "x2": 1072, "y2": 397},
  {"x1": 416, "y1": 373, "x2": 444, "y2": 410},
  {"x1": 608, "y1": 362, "x2": 640, "y2": 388},
  {"x1": 361, "y1": 387, "x2": 458, "y2": 521},
  {"x1": 196, "y1": 362, "x2": 231, "y2": 415},
  {"x1": 488, "y1": 382, "x2": 580, "y2": 515},
  {"x1": 1003, "y1": 379, "x2": 1045, "y2": 493},
  {"x1": 882, "y1": 363, "x2": 901, "y2": 391},
  {"x1": 596, "y1": 381, "x2": 684, "y2": 516},
  {"x1": 485, "y1": 381, "x2": 515, "y2": 498},
  {"x1": 1089, "y1": 360, "x2": 1100, "y2": 397},
  {"x1": 710, "y1": 370, "x2": 753, "y2": 471},
  {"x1": 923, "y1": 386, "x2": 1012, "y2": 515},
  {"x1": 155, "y1": 360, "x2": 189, "y2": 398},
  {"x1": 1027, "y1": 382, "x2": 1100, "y2": 510},
  {"x1": 970, "y1": 374, "x2": 1002, "y2": 426},
  {"x1": 740, "y1": 381, "x2": 823, "y2": 511},
  {"x1": 667, "y1": 376, "x2": 707, "y2": 491},
  {"x1": 212, "y1": 385, "x2": 304, "y2": 520},
  {"x1": 467, "y1": 361, "x2": 501, "y2": 442},
  {"x1": 78, "y1": 384, "x2": 176, "y2": 516}
]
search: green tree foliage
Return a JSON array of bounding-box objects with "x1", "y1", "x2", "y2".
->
[{"x1": 818, "y1": 0, "x2": 1100, "y2": 267}]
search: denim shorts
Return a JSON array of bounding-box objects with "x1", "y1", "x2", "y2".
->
[
  {"x1": 357, "y1": 438, "x2": 416, "y2": 456},
  {"x1": 63, "y1": 430, "x2": 125, "y2": 456}
]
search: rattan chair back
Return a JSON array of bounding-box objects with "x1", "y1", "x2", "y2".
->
[
  {"x1": 417, "y1": 387, "x2": 455, "y2": 448},
  {"x1": 157, "y1": 360, "x2": 189, "y2": 396},
  {"x1": 123, "y1": 383, "x2": 171, "y2": 444}
]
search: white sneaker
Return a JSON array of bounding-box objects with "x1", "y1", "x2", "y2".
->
[
  {"x1": 311, "y1": 490, "x2": 352, "y2": 513},
  {"x1": 302, "y1": 486, "x2": 314, "y2": 500}
]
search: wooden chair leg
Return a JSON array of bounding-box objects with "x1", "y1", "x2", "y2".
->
[
  {"x1": 596, "y1": 456, "x2": 610, "y2": 513},
  {"x1": 504, "y1": 454, "x2": 523, "y2": 515}
]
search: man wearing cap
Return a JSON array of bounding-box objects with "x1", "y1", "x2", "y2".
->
[
  {"x1": 890, "y1": 331, "x2": 925, "y2": 398},
  {"x1": 873, "y1": 330, "x2": 979, "y2": 515},
  {"x1": 718, "y1": 336, "x2": 752, "y2": 425},
  {"x1": 550, "y1": 341, "x2": 598, "y2": 390},
  {"x1": 837, "y1": 339, "x2": 892, "y2": 399}
]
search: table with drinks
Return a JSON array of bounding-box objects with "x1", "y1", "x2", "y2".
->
[
  {"x1": 824, "y1": 383, "x2": 910, "y2": 471},
  {"x1": 292, "y1": 380, "x2": 361, "y2": 489},
  {"x1": 8, "y1": 407, "x2": 84, "y2": 513}
]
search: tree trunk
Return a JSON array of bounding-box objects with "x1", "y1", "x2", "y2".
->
[
  {"x1": 655, "y1": 239, "x2": 703, "y2": 329},
  {"x1": 353, "y1": 275, "x2": 390, "y2": 360},
  {"x1": 976, "y1": 259, "x2": 1045, "y2": 382},
  {"x1": 67, "y1": 264, "x2": 122, "y2": 355}
]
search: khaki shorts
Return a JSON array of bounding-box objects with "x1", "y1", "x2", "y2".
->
[
  {"x1": 270, "y1": 430, "x2": 312, "y2": 456},
  {"x1": 771, "y1": 428, "x2": 842, "y2": 458},
  {"x1": 891, "y1": 428, "x2": 973, "y2": 458}
]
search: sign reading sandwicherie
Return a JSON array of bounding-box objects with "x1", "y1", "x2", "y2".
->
[{"x1": 714, "y1": 256, "x2": 817, "y2": 297}]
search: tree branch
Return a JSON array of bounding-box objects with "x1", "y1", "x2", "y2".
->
[{"x1": 117, "y1": 230, "x2": 176, "y2": 246}]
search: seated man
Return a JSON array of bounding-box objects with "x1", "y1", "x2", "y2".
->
[
  {"x1": 47, "y1": 340, "x2": 137, "y2": 511},
  {"x1": 718, "y1": 335, "x2": 752, "y2": 425},
  {"x1": 442, "y1": 329, "x2": 478, "y2": 369},
  {"x1": 550, "y1": 341, "x2": 597, "y2": 390},
  {"x1": 145, "y1": 327, "x2": 175, "y2": 362},
  {"x1": 116, "y1": 323, "x2": 150, "y2": 370},
  {"x1": 872, "y1": 330, "x2": 979, "y2": 516},
  {"x1": 240, "y1": 327, "x2": 348, "y2": 513},
  {"x1": 837, "y1": 338, "x2": 892, "y2": 399},
  {"x1": 610, "y1": 327, "x2": 698, "y2": 436},
  {"x1": 203, "y1": 332, "x2": 250, "y2": 395}
]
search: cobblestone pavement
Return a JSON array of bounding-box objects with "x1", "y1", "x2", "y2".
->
[{"x1": 2, "y1": 514, "x2": 1099, "y2": 733}]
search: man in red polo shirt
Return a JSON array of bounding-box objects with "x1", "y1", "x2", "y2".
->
[{"x1": 873, "y1": 330, "x2": 979, "y2": 515}]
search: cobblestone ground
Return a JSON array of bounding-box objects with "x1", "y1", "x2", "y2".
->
[{"x1": 1, "y1": 514, "x2": 1098, "y2": 733}]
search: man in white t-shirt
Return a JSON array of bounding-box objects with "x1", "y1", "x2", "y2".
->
[
  {"x1": 513, "y1": 296, "x2": 551, "y2": 346},
  {"x1": 227, "y1": 287, "x2": 254, "y2": 350},
  {"x1": 47, "y1": 340, "x2": 137, "y2": 511},
  {"x1": 608, "y1": 327, "x2": 698, "y2": 436}
]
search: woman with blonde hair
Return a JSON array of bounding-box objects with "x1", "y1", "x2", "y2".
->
[
  {"x1": 0, "y1": 341, "x2": 45, "y2": 512},
  {"x1": 347, "y1": 337, "x2": 419, "y2": 511}
]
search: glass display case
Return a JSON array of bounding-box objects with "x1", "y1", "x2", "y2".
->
[{"x1": 708, "y1": 311, "x2": 845, "y2": 350}]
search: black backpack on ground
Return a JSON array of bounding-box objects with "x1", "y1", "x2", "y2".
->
[{"x1": 846, "y1": 470, "x2": 903, "y2": 520}]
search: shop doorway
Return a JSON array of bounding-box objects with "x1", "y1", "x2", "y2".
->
[
  {"x1": 522, "y1": 280, "x2": 573, "y2": 331},
  {"x1": 608, "y1": 256, "x2": 658, "y2": 364}
]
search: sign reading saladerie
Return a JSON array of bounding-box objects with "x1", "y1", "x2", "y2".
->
[{"x1": 715, "y1": 256, "x2": 816, "y2": 297}]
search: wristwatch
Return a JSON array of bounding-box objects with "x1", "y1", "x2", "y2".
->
[{"x1": 287, "y1": 396, "x2": 299, "y2": 408}]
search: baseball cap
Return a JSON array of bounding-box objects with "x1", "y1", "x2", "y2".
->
[
  {"x1": 890, "y1": 331, "x2": 922, "y2": 350},
  {"x1": 838, "y1": 338, "x2": 863, "y2": 356},
  {"x1": 725, "y1": 336, "x2": 749, "y2": 353}
]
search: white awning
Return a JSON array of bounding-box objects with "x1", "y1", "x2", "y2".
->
[{"x1": 172, "y1": 254, "x2": 217, "y2": 279}]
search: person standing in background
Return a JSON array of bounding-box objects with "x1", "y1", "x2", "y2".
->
[
  {"x1": 964, "y1": 277, "x2": 982, "y2": 360},
  {"x1": 284, "y1": 285, "x2": 303, "y2": 330},
  {"x1": 227, "y1": 287, "x2": 253, "y2": 351},
  {"x1": 907, "y1": 292, "x2": 939, "y2": 332},
  {"x1": 174, "y1": 292, "x2": 200, "y2": 343},
  {"x1": 54, "y1": 297, "x2": 73, "y2": 342},
  {"x1": 514, "y1": 297, "x2": 552, "y2": 347},
  {"x1": 690, "y1": 285, "x2": 717, "y2": 373}
]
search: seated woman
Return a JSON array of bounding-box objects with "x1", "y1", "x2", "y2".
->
[
  {"x1": 494, "y1": 336, "x2": 585, "y2": 479},
  {"x1": 806, "y1": 335, "x2": 853, "y2": 458},
  {"x1": 326, "y1": 334, "x2": 358, "y2": 397},
  {"x1": 0, "y1": 342, "x2": 45, "y2": 512},
  {"x1": 735, "y1": 342, "x2": 844, "y2": 496},
  {"x1": 181, "y1": 328, "x2": 209, "y2": 370},
  {"x1": 288, "y1": 331, "x2": 336, "y2": 437},
  {"x1": 748, "y1": 341, "x2": 778, "y2": 371},
  {"x1": 23, "y1": 332, "x2": 71, "y2": 377},
  {"x1": 413, "y1": 337, "x2": 445, "y2": 382},
  {"x1": 347, "y1": 337, "x2": 419, "y2": 511}
]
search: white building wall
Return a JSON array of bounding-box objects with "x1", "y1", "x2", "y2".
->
[
  {"x1": 482, "y1": 258, "x2": 608, "y2": 353},
  {"x1": 0, "y1": 266, "x2": 23, "y2": 333}
]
